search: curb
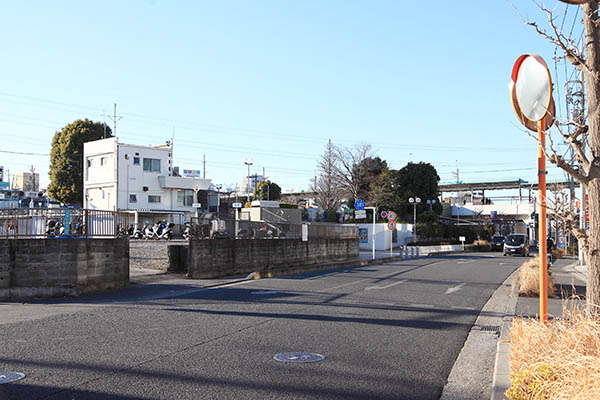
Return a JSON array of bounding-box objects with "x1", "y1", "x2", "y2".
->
[{"x1": 490, "y1": 268, "x2": 520, "y2": 400}]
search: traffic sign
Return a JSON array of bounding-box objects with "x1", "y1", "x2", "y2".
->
[
  {"x1": 387, "y1": 221, "x2": 396, "y2": 231},
  {"x1": 381, "y1": 211, "x2": 388, "y2": 219},
  {"x1": 192, "y1": 203, "x2": 202, "y2": 208},
  {"x1": 232, "y1": 202, "x2": 243, "y2": 209},
  {"x1": 355, "y1": 210, "x2": 367, "y2": 219},
  {"x1": 387, "y1": 211, "x2": 397, "y2": 221},
  {"x1": 354, "y1": 199, "x2": 366, "y2": 210}
]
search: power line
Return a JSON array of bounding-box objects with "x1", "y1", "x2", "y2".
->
[{"x1": 0, "y1": 149, "x2": 49, "y2": 156}]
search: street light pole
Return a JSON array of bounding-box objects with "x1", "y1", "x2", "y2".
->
[
  {"x1": 244, "y1": 160, "x2": 253, "y2": 203},
  {"x1": 409, "y1": 197, "x2": 421, "y2": 243}
]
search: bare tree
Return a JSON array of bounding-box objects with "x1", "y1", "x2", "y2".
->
[
  {"x1": 311, "y1": 140, "x2": 344, "y2": 215},
  {"x1": 516, "y1": 1, "x2": 600, "y2": 315},
  {"x1": 334, "y1": 143, "x2": 373, "y2": 200}
]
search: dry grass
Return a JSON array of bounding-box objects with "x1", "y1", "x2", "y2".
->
[
  {"x1": 506, "y1": 306, "x2": 600, "y2": 400},
  {"x1": 551, "y1": 248, "x2": 564, "y2": 260},
  {"x1": 518, "y1": 256, "x2": 556, "y2": 297}
]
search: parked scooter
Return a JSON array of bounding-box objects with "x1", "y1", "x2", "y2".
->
[
  {"x1": 155, "y1": 221, "x2": 174, "y2": 240},
  {"x1": 182, "y1": 222, "x2": 192, "y2": 240},
  {"x1": 143, "y1": 224, "x2": 155, "y2": 240},
  {"x1": 128, "y1": 224, "x2": 143, "y2": 239},
  {"x1": 46, "y1": 220, "x2": 65, "y2": 237}
]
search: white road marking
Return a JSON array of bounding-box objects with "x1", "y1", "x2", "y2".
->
[
  {"x1": 365, "y1": 279, "x2": 408, "y2": 291},
  {"x1": 457, "y1": 260, "x2": 476, "y2": 264},
  {"x1": 445, "y1": 282, "x2": 467, "y2": 295},
  {"x1": 450, "y1": 306, "x2": 476, "y2": 310}
]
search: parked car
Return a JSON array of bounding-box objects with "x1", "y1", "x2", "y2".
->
[
  {"x1": 504, "y1": 233, "x2": 530, "y2": 257},
  {"x1": 491, "y1": 236, "x2": 505, "y2": 252}
]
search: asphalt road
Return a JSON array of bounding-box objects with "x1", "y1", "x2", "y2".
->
[{"x1": 0, "y1": 253, "x2": 522, "y2": 400}]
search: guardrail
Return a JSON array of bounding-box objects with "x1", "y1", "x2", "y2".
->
[{"x1": 0, "y1": 208, "x2": 132, "y2": 238}]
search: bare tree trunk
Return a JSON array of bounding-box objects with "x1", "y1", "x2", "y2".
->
[{"x1": 583, "y1": 1, "x2": 600, "y2": 315}]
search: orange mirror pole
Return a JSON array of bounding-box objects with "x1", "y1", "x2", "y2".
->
[{"x1": 538, "y1": 119, "x2": 549, "y2": 325}]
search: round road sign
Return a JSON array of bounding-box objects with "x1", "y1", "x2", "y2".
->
[
  {"x1": 387, "y1": 221, "x2": 396, "y2": 231},
  {"x1": 354, "y1": 199, "x2": 366, "y2": 210},
  {"x1": 381, "y1": 211, "x2": 388, "y2": 219},
  {"x1": 387, "y1": 211, "x2": 397, "y2": 221}
]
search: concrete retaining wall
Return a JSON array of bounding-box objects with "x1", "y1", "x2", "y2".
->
[
  {"x1": 0, "y1": 238, "x2": 129, "y2": 299},
  {"x1": 188, "y1": 239, "x2": 359, "y2": 279}
]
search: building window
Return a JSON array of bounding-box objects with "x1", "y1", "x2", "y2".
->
[
  {"x1": 177, "y1": 190, "x2": 194, "y2": 206},
  {"x1": 129, "y1": 194, "x2": 137, "y2": 203},
  {"x1": 148, "y1": 195, "x2": 161, "y2": 203},
  {"x1": 87, "y1": 159, "x2": 92, "y2": 167},
  {"x1": 100, "y1": 157, "x2": 106, "y2": 166},
  {"x1": 133, "y1": 156, "x2": 140, "y2": 165},
  {"x1": 143, "y1": 158, "x2": 160, "y2": 172}
]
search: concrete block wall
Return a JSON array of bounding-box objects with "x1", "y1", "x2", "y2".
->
[
  {"x1": 188, "y1": 239, "x2": 359, "y2": 279},
  {"x1": 0, "y1": 238, "x2": 129, "y2": 299}
]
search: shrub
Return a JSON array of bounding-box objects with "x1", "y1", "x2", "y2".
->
[
  {"x1": 506, "y1": 308, "x2": 600, "y2": 400},
  {"x1": 518, "y1": 256, "x2": 555, "y2": 297},
  {"x1": 506, "y1": 363, "x2": 557, "y2": 400},
  {"x1": 464, "y1": 244, "x2": 491, "y2": 252},
  {"x1": 551, "y1": 248, "x2": 562, "y2": 260}
]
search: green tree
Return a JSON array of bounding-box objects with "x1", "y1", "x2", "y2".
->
[
  {"x1": 253, "y1": 180, "x2": 281, "y2": 201},
  {"x1": 369, "y1": 168, "x2": 397, "y2": 211},
  {"x1": 354, "y1": 156, "x2": 388, "y2": 204},
  {"x1": 48, "y1": 119, "x2": 111, "y2": 205},
  {"x1": 393, "y1": 162, "x2": 441, "y2": 221}
]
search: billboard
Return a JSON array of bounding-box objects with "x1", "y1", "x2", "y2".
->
[{"x1": 183, "y1": 169, "x2": 202, "y2": 177}]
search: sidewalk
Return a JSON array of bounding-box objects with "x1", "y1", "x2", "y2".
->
[{"x1": 490, "y1": 258, "x2": 587, "y2": 400}]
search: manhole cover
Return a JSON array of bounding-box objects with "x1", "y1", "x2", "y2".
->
[
  {"x1": 251, "y1": 290, "x2": 277, "y2": 295},
  {"x1": 0, "y1": 372, "x2": 25, "y2": 384},
  {"x1": 273, "y1": 352, "x2": 325, "y2": 363}
]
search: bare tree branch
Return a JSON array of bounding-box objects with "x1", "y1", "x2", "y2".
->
[
  {"x1": 546, "y1": 187, "x2": 589, "y2": 253},
  {"x1": 508, "y1": 0, "x2": 599, "y2": 80}
]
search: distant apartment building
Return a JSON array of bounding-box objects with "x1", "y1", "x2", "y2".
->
[
  {"x1": 83, "y1": 137, "x2": 212, "y2": 225},
  {"x1": 237, "y1": 174, "x2": 265, "y2": 198},
  {"x1": 12, "y1": 172, "x2": 40, "y2": 192}
]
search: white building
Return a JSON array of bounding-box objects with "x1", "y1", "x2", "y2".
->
[{"x1": 83, "y1": 137, "x2": 212, "y2": 225}]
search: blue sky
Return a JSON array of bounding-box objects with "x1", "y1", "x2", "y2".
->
[{"x1": 0, "y1": 1, "x2": 582, "y2": 192}]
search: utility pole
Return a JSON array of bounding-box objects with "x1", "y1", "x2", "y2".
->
[
  {"x1": 104, "y1": 103, "x2": 122, "y2": 136},
  {"x1": 203, "y1": 154, "x2": 206, "y2": 179}
]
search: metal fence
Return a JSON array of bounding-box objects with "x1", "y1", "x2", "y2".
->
[
  {"x1": 186, "y1": 219, "x2": 356, "y2": 240},
  {"x1": 0, "y1": 208, "x2": 132, "y2": 238}
]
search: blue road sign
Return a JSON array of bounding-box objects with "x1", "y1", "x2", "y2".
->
[{"x1": 354, "y1": 199, "x2": 366, "y2": 210}]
